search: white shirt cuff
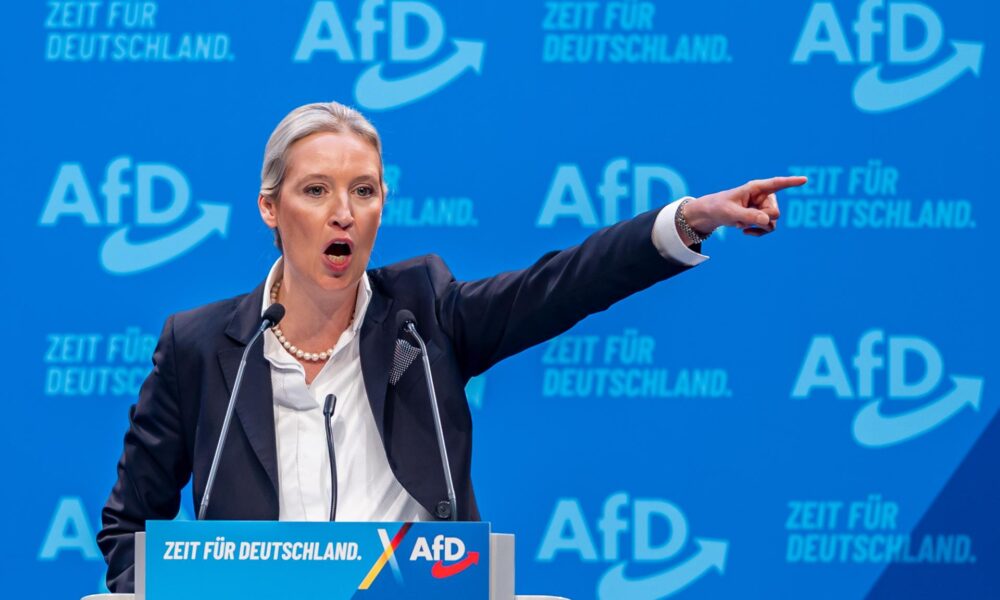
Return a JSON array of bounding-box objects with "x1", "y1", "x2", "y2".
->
[{"x1": 651, "y1": 197, "x2": 710, "y2": 267}]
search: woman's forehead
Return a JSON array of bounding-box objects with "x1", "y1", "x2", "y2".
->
[{"x1": 285, "y1": 131, "x2": 381, "y2": 178}]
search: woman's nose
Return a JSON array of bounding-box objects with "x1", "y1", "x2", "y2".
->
[{"x1": 328, "y1": 195, "x2": 354, "y2": 229}]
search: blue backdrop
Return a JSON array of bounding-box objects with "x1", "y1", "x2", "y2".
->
[{"x1": 5, "y1": 0, "x2": 997, "y2": 598}]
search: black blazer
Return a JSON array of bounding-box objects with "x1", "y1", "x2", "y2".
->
[{"x1": 98, "y1": 208, "x2": 695, "y2": 592}]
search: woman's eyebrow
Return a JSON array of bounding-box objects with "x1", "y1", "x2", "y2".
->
[
  {"x1": 294, "y1": 173, "x2": 335, "y2": 183},
  {"x1": 292, "y1": 173, "x2": 379, "y2": 185},
  {"x1": 350, "y1": 173, "x2": 380, "y2": 184}
]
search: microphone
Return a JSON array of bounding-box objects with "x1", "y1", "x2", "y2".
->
[
  {"x1": 323, "y1": 393, "x2": 338, "y2": 521},
  {"x1": 198, "y1": 303, "x2": 285, "y2": 520},
  {"x1": 262, "y1": 303, "x2": 286, "y2": 328},
  {"x1": 395, "y1": 310, "x2": 457, "y2": 521}
]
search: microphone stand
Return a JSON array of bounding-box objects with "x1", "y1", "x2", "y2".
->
[
  {"x1": 323, "y1": 393, "x2": 338, "y2": 521},
  {"x1": 198, "y1": 305, "x2": 284, "y2": 520},
  {"x1": 403, "y1": 321, "x2": 458, "y2": 521}
]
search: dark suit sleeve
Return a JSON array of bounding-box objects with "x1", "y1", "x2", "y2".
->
[
  {"x1": 97, "y1": 315, "x2": 192, "y2": 593},
  {"x1": 431, "y1": 208, "x2": 699, "y2": 378}
]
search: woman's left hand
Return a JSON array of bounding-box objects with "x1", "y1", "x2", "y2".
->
[{"x1": 681, "y1": 176, "x2": 808, "y2": 239}]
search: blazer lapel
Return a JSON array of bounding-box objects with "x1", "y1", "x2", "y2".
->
[
  {"x1": 219, "y1": 283, "x2": 279, "y2": 495},
  {"x1": 359, "y1": 281, "x2": 394, "y2": 442},
  {"x1": 215, "y1": 274, "x2": 393, "y2": 495}
]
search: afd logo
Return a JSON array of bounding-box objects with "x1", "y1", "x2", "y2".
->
[
  {"x1": 361, "y1": 525, "x2": 480, "y2": 589},
  {"x1": 792, "y1": 330, "x2": 985, "y2": 447},
  {"x1": 411, "y1": 534, "x2": 480, "y2": 579},
  {"x1": 791, "y1": 1, "x2": 984, "y2": 113},
  {"x1": 538, "y1": 493, "x2": 728, "y2": 599},
  {"x1": 38, "y1": 157, "x2": 229, "y2": 275},
  {"x1": 293, "y1": 0, "x2": 485, "y2": 110},
  {"x1": 537, "y1": 158, "x2": 717, "y2": 234}
]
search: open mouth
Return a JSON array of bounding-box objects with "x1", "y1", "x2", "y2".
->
[{"x1": 324, "y1": 240, "x2": 352, "y2": 266}]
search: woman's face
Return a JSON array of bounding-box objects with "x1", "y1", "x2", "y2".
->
[{"x1": 259, "y1": 131, "x2": 384, "y2": 295}]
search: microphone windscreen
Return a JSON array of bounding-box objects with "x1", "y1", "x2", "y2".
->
[
  {"x1": 395, "y1": 309, "x2": 417, "y2": 334},
  {"x1": 263, "y1": 303, "x2": 286, "y2": 326}
]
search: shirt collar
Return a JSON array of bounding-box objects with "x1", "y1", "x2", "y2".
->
[{"x1": 261, "y1": 257, "x2": 372, "y2": 335}]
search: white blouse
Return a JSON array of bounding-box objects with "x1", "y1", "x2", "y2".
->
[{"x1": 261, "y1": 259, "x2": 432, "y2": 522}]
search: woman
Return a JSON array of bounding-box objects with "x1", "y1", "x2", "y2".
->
[{"x1": 97, "y1": 101, "x2": 805, "y2": 592}]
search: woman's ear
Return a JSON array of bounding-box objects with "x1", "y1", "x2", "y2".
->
[{"x1": 258, "y1": 194, "x2": 278, "y2": 228}]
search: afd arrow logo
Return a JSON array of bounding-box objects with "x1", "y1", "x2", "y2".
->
[
  {"x1": 852, "y1": 375, "x2": 984, "y2": 447},
  {"x1": 431, "y1": 550, "x2": 480, "y2": 578},
  {"x1": 538, "y1": 493, "x2": 728, "y2": 599},
  {"x1": 598, "y1": 539, "x2": 728, "y2": 600},
  {"x1": 355, "y1": 39, "x2": 484, "y2": 110},
  {"x1": 853, "y1": 41, "x2": 983, "y2": 113},
  {"x1": 792, "y1": 330, "x2": 987, "y2": 447},
  {"x1": 410, "y1": 534, "x2": 481, "y2": 579},
  {"x1": 294, "y1": 1, "x2": 485, "y2": 111},
  {"x1": 100, "y1": 202, "x2": 230, "y2": 274},
  {"x1": 792, "y1": 2, "x2": 984, "y2": 113},
  {"x1": 38, "y1": 157, "x2": 229, "y2": 275}
]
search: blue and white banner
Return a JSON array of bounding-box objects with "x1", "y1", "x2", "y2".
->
[
  {"x1": 6, "y1": 1, "x2": 996, "y2": 598},
  {"x1": 146, "y1": 521, "x2": 489, "y2": 599}
]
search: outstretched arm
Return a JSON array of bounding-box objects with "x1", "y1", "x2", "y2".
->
[{"x1": 434, "y1": 176, "x2": 807, "y2": 379}]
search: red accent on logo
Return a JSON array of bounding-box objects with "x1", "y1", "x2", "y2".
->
[
  {"x1": 389, "y1": 523, "x2": 412, "y2": 549},
  {"x1": 430, "y1": 551, "x2": 480, "y2": 579}
]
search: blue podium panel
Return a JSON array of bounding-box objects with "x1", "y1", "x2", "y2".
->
[{"x1": 146, "y1": 521, "x2": 490, "y2": 600}]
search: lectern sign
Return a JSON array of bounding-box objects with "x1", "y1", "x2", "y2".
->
[{"x1": 146, "y1": 520, "x2": 490, "y2": 599}]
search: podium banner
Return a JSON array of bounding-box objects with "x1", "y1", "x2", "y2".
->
[{"x1": 145, "y1": 521, "x2": 490, "y2": 599}]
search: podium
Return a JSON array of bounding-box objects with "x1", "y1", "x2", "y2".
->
[{"x1": 84, "y1": 520, "x2": 567, "y2": 600}]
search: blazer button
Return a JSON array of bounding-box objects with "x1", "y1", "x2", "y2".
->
[{"x1": 435, "y1": 500, "x2": 452, "y2": 519}]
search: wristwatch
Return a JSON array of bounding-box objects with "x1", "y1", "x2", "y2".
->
[{"x1": 676, "y1": 197, "x2": 712, "y2": 244}]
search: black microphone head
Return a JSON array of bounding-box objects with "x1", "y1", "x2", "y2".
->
[
  {"x1": 395, "y1": 309, "x2": 417, "y2": 335},
  {"x1": 323, "y1": 393, "x2": 337, "y2": 417},
  {"x1": 263, "y1": 303, "x2": 286, "y2": 327}
]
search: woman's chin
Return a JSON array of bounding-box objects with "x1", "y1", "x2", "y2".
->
[{"x1": 316, "y1": 263, "x2": 365, "y2": 291}]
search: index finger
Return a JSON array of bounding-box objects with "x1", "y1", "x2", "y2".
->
[{"x1": 748, "y1": 176, "x2": 808, "y2": 195}]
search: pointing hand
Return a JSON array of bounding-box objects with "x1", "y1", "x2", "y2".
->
[{"x1": 679, "y1": 176, "x2": 808, "y2": 242}]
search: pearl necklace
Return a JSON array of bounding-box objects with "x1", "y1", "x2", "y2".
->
[{"x1": 269, "y1": 280, "x2": 336, "y2": 362}]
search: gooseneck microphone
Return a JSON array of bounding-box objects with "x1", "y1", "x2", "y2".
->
[
  {"x1": 395, "y1": 309, "x2": 457, "y2": 521},
  {"x1": 323, "y1": 393, "x2": 338, "y2": 521},
  {"x1": 198, "y1": 303, "x2": 285, "y2": 520}
]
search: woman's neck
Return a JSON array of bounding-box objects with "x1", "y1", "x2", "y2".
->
[{"x1": 275, "y1": 268, "x2": 359, "y2": 354}]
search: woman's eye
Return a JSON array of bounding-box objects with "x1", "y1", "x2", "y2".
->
[
  {"x1": 306, "y1": 185, "x2": 324, "y2": 196},
  {"x1": 356, "y1": 185, "x2": 374, "y2": 198}
]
